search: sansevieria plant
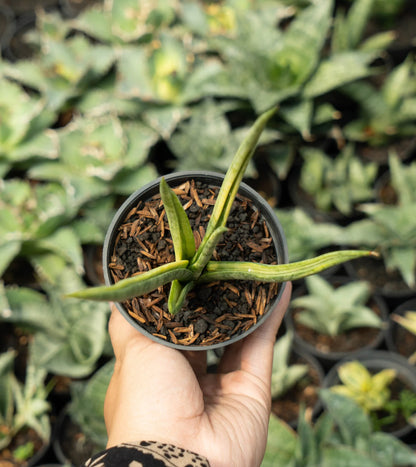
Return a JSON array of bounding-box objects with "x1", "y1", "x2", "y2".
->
[{"x1": 68, "y1": 107, "x2": 378, "y2": 314}]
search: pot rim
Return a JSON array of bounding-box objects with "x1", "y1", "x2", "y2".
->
[{"x1": 103, "y1": 170, "x2": 288, "y2": 351}]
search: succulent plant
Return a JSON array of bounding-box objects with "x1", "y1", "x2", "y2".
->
[
  {"x1": 331, "y1": 0, "x2": 395, "y2": 53},
  {"x1": 0, "y1": 179, "x2": 82, "y2": 279},
  {"x1": 68, "y1": 108, "x2": 376, "y2": 314},
  {"x1": 342, "y1": 55, "x2": 416, "y2": 147},
  {"x1": 0, "y1": 78, "x2": 57, "y2": 176},
  {"x1": 271, "y1": 330, "x2": 309, "y2": 399},
  {"x1": 264, "y1": 390, "x2": 416, "y2": 467},
  {"x1": 299, "y1": 144, "x2": 378, "y2": 215},
  {"x1": 291, "y1": 276, "x2": 383, "y2": 337},
  {"x1": 344, "y1": 202, "x2": 416, "y2": 289},
  {"x1": 0, "y1": 351, "x2": 52, "y2": 455},
  {"x1": 0, "y1": 269, "x2": 109, "y2": 378},
  {"x1": 330, "y1": 360, "x2": 397, "y2": 413},
  {"x1": 69, "y1": 359, "x2": 115, "y2": 450}
]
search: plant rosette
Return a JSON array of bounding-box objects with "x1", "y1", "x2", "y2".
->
[
  {"x1": 386, "y1": 298, "x2": 416, "y2": 365},
  {"x1": 323, "y1": 350, "x2": 416, "y2": 440},
  {"x1": 101, "y1": 171, "x2": 288, "y2": 350},
  {"x1": 68, "y1": 109, "x2": 377, "y2": 350},
  {"x1": 284, "y1": 275, "x2": 389, "y2": 369}
]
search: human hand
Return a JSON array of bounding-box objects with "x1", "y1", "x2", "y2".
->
[{"x1": 104, "y1": 282, "x2": 292, "y2": 467}]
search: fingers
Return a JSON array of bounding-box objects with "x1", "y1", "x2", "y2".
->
[{"x1": 219, "y1": 282, "x2": 292, "y2": 377}]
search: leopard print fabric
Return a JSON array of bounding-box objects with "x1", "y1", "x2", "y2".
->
[{"x1": 83, "y1": 440, "x2": 210, "y2": 467}]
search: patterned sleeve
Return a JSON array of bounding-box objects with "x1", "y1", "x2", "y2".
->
[{"x1": 82, "y1": 440, "x2": 211, "y2": 467}]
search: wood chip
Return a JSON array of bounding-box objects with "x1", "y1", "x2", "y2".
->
[
  {"x1": 215, "y1": 313, "x2": 234, "y2": 323},
  {"x1": 244, "y1": 288, "x2": 253, "y2": 307},
  {"x1": 230, "y1": 322, "x2": 242, "y2": 335},
  {"x1": 154, "y1": 333, "x2": 167, "y2": 340},
  {"x1": 183, "y1": 199, "x2": 193, "y2": 210},
  {"x1": 202, "y1": 198, "x2": 216, "y2": 205},
  {"x1": 250, "y1": 210, "x2": 259, "y2": 229},
  {"x1": 140, "y1": 250, "x2": 156, "y2": 260},
  {"x1": 224, "y1": 283, "x2": 240, "y2": 296},
  {"x1": 263, "y1": 221, "x2": 270, "y2": 238},
  {"x1": 224, "y1": 297, "x2": 237, "y2": 308},
  {"x1": 256, "y1": 287, "x2": 267, "y2": 316},
  {"x1": 193, "y1": 230, "x2": 202, "y2": 249},
  {"x1": 168, "y1": 329, "x2": 178, "y2": 344},
  {"x1": 173, "y1": 326, "x2": 191, "y2": 334},
  {"x1": 126, "y1": 206, "x2": 138, "y2": 220},
  {"x1": 191, "y1": 184, "x2": 203, "y2": 207},
  {"x1": 109, "y1": 263, "x2": 124, "y2": 270},
  {"x1": 178, "y1": 332, "x2": 200, "y2": 345}
]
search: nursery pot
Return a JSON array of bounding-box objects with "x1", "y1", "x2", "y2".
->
[
  {"x1": 103, "y1": 171, "x2": 288, "y2": 351},
  {"x1": 386, "y1": 298, "x2": 416, "y2": 362},
  {"x1": 323, "y1": 350, "x2": 416, "y2": 441},
  {"x1": 53, "y1": 406, "x2": 100, "y2": 467},
  {"x1": 271, "y1": 347, "x2": 325, "y2": 428},
  {"x1": 284, "y1": 276, "x2": 389, "y2": 370}
]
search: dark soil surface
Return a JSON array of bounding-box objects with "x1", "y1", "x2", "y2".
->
[{"x1": 109, "y1": 179, "x2": 280, "y2": 347}]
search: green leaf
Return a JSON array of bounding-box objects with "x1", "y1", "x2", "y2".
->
[
  {"x1": 190, "y1": 107, "x2": 277, "y2": 273},
  {"x1": 262, "y1": 416, "x2": 297, "y2": 467},
  {"x1": 159, "y1": 177, "x2": 197, "y2": 314},
  {"x1": 167, "y1": 280, "x2": 196, "y2": 315},
  {"x1": 320, "y1": 389, "x2": 372, "y2": 444},
  {"x1": 199, "y1": 250, "x2": 377, "y2": 282},
  {"x1": 271, "y1": 330, "x2": 309, "y2": 398},
  {"x1": 69, "y1": 359, "x2": 115, "y2": 449},
  {"x1": 369, "y1": 432, "x2": 416, "y2": 466},
  {"x1": 0, "y1": 239, "x2": 21, "y2": 277},
  {"x1": 321, "y1": 446, "x2": 379, "y2": 467},
  {"x1": 67, "y1": 260, "x2": 193, "y2": 301},
  {"x1": 159, "y1": 178, "x2": 195, "y2": 261},
  {"x1": 332, "y1": 0, "x2": 374, "y2": 52},
  {"x1": 303, "y1": 51, "x2": 374, "y2": 98},
  {"x1": 382, "y1": 57, "x2": 412, "y2": 110}
]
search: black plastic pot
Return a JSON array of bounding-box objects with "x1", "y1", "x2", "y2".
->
[
  {"x1": 386, "y1": 298, "x2": 416, "y2": 362},
  {"x1": 272, "y1": 346, "x2": 325, "y2": 429},
  {"x1": 284, "y1": 276, "x2": 389, "y2": 370},
  {"x1": 323, "y1": 350, "x2": 416, "y2": 441},
  {"x1": 53, "y1": 406, "x2": 99, "y2": 467},
  {"x1": 344, "y1": 256, "x2": 416, "y2": 303},
  {"x1": 103, "y1": 171, "x2": 289, "y2": 351},
  {"x1": 0, "y1": 4, "x2": 15, "y2": 52}
]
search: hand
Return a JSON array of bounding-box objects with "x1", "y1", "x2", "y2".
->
[{"x1": 104, "y1": 282, "x2": 292, "y2": 467}]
